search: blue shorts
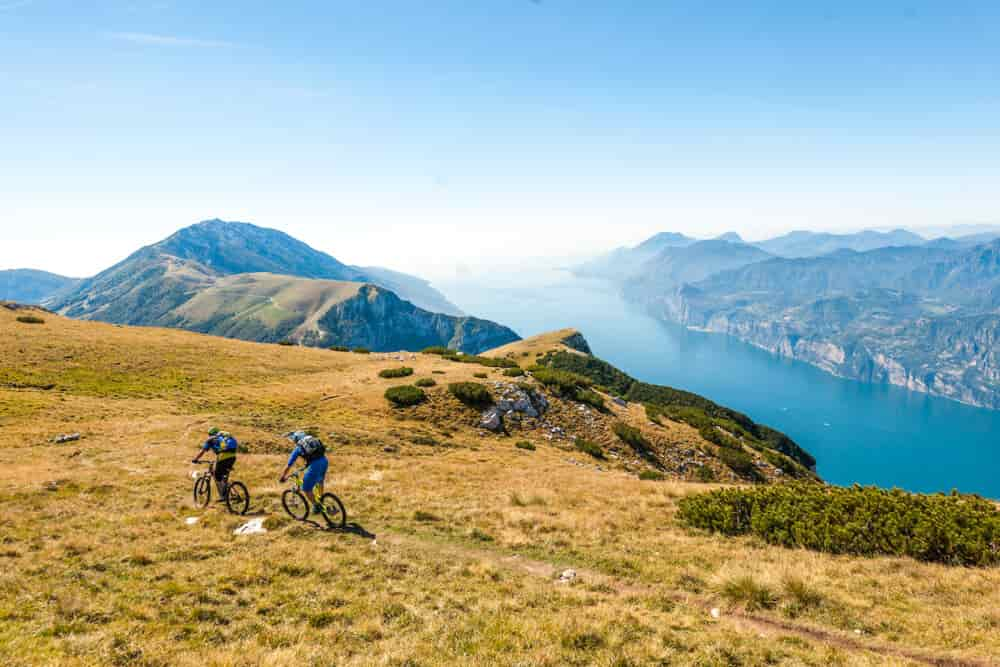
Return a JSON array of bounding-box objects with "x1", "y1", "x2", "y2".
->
[{"x1": 302, "y1": 456, "x2": 328, "y2": 493}]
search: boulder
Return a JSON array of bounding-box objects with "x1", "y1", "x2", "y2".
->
[{"x1": 479, "y1": 409, "x2": 504, "y2": 432}]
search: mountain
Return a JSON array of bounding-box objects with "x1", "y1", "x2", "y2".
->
[
  {"x1": 715, "y1": 232, "x2": 744, "y2": 243},
  {"x1": 625, "y1": 240, "x2": 772, "y2": 295},
  {"x1": 47, "y1": 220, "x2": 515, "y2": 353},
  {"x1": 573, "y1": 231, "x2": 696, "y2": 280},
  {"x1": 353, "y1": 265, "x2": 462, "y2": 316},
  {"x1": 754, "y1": 229, "x2": 925, "y2": 257},
  {"x1": 0, "y1": 269, "x2": 78, "y2": 304},
  {"x1": 639, "y1": 239, "x2": 1000, "y2": 409}
]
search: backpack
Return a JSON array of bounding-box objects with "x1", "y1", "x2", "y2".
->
[{"x1": 299, "y1": 436, "x2": 326, "y2": 462}]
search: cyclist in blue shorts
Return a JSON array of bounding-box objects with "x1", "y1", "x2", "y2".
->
[
  {"x1": 279, "y1": 431, "x2": 328, "y2": 515},
  {"x1": 191, "y1": 427, "x2": 239, "y2": 501}
]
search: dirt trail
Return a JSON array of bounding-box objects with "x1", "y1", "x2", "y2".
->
[{"x1": 378, "y1": 530, "x2": 995, "y2": 667}]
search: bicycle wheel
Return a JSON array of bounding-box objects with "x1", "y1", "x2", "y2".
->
[
  {"x1": 320, "y1": 493, "x2": 347, "y2": 529},
  {"x1": 193, "y1": 476, "x2": 211, "y2": 508},
  {"x1": 281, "y1": 489, "x2": 309, "y2": 521},
  {"x1": 226, "y1": 481, "x2": 250, "y2": 515}
]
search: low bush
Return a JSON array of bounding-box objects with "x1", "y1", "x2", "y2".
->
[
  {"x1": 444, "y1": 353, "x2": 518, "y2": 369},
  {"x1": 638, "y1": 470, "x2": 665, "y2": 481},
  {"x1": 694, "y1": 466, "x2": 716, "y2": 482},
  {"x1": 677, "y1": 483, "x2": 1000, "y2": 566},
  {"x1": 473, "y1": 372, "x2": 488, "y2": 379},
  {"x1": 503, "y1": 367, "x2": 525, "y2": 377},
  {"x1": 421, "y1": 346, "x2": 450, "y2": 355},
  {"x1": 384, "y1": 385, "x2": 427, "y2": 407},
  {"x1": 515, "y1": 440, "x2": 535, "y2": 451},
  {"x1": 721, "y1": 576, "x2": 778, "y2": 612},
  {"x1": 329, "y1": 345, "x2": 349, "y2": 352},
  {"x1": 530, "y1": 367, "x2": 592, "y2": 393},
  {"x1": 414, "y1": 378, "x2": 436, "y2": 387},
  {"x1": 277, "y1": 340, "x2": 294, "y2": 346},
  {"x1": 612, "y1": 422, "x2": 649, "y2": 450},
  {"x1": 16, "y1": 315, "x2": 44, "y2": 324},
  {"x1": 432, "y1": 370, "x2": 445, "y2": 375},
  {"x1": 574, "y1": 438, "x2": 604, "y2": 459},
  {"x1": 717, "y1": 446, "x2": 764, "y2": 482},
  {"x1": 448, "y1": 382, "x2": 492, "y2": 407},
  {"x1": 352, "y1": 347, "x2": 370, "y2": 354},
  {"x1": 379, "y1": 367, "x2": 414, "y2": 379}
]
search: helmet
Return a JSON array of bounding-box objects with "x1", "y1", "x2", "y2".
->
[
  {"x1": 208, "y1": 427, "x2": 220, "y2": 436},
  {"x1": 288, "y1": 430, "x2": 307, "y2": 444}
]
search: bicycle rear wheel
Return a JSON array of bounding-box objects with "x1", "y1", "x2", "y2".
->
[
  {"x1": 320, "y1": 493, "x2": 347, "y2": 529},
  {"x1": 193, "y1": 476, "x2": 211, "y2": 508},
  {"x1": 282, "y1": 489, "x2": 309, "y2": 521},
  {"x1": 226, "y1": 481, "x2": 250, "y2": 515}
]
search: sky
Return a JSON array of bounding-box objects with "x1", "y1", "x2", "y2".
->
[{"x1": 2, "y1": 1, "x2": 999, "y2": 280}]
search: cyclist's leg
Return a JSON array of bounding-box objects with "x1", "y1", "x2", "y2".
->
[
  {"x1": 214, "y1": 458, "x2": 234, "y2": 498},
  {"x1": 301, "y1": 457, "x2": 328, "y2": 512}
]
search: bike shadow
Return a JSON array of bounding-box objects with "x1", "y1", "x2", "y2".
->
[{"x1": 300, "y1": 519, "x2": 375, "y2": 539}]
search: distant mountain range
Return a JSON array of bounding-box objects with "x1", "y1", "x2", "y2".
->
[
  {"x1": 32, "y1": 220, "x2": 516, "y2": 353},
  {"x1": 581, "y1": 228, "x2": 1000, "y2": 409},
  {"x1": 0, "y1": 269, "x2": 78, "y2": 304}
]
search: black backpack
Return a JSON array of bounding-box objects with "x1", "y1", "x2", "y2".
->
[{"x1": 300, "y1": 436, "x2": 326, "y2": 462}]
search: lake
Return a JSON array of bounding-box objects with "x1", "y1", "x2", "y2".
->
[{"x1": 440, "y1": 270, "x2": 1000, "y2": 497}]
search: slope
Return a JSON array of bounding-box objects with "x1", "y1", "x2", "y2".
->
[
  {"x1": 0, "y1": 268, "x2": 79, "y2": 304},
  {"x1": 1, "y1": 306, "x2": 997, "y2": 665}
]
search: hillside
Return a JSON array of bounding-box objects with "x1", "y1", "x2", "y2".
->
[
  {"x1": 46, "y1": 220, "x2": 506, "y2": 353},
  {"x1": 2, "y1": 305, "x2": 998, "y2": 665},
  {"x1": 625, "y1": 240, "x2": 773, "y2": 294},
  {"x1": 49, "y1": 219, "x2": 461, "y2": 317},
  {"x1": 754, "y1": 229, "x2": 925, "y2": 257},
  {"x1": 0, "y1": 268, "x2": 78, "y2": 304},
  {"x1": 640, "y1": 240, "x2": 1000, "y2": 408}
]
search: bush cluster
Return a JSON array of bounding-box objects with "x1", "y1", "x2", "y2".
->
[
  {"x1": 638, "y1": 470, "x2": 665, "y2": 481},
  {"x1": 444, "y1": 353, "x2": 518, "y2": 369},
  {"x1": 277, "y1": 340, "x2": 294, "y2": 346},
  {"x1": 530, "y1": 366, "x2": 606, "y2": 411},
  {"x1": 574, "y1": 438, "x2": 604, "y2": 459},
  {"x1": 329, "y1": 345, "x2": 350, "y2": 352},
  {"x1": 421, "y1": 346, "x2": 450, "y2": 355},
  {"x1": 384, "y1": 385, "x2": 426, "y2": 407},
  {"x1": 677, "y1": 483, "x2": 1000, "y2": 566},
  {"x1": 515, "y1": 440, "x2": 536, "y2": 451},
  {"x1": 448, "y1": 382, "x2": 492, "y2": 407},
  {"x1": 16, "y1": 315, "x2": 45, "y2": 325},
  {"x1": 352, "y1": 347, "x2": 371, "y2": 354},
  {"x1": 503, "y1": 367, "x2": 525, "y2": 377},
  {"x1": 414, "y1": 378, "x2": 436, "y2": 387},
  {"x1": 379, "y1": 367, "x2": 414, "y2": 379}
]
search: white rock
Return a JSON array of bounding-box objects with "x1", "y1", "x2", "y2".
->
[
  {"x1": 185, "y1": 517, "x2": 199, "y2": 525},
  {"x1": 710, "y1": 608, "x2": 721, "y2": 619},
  {"x1": 557, "y1": 569, "x2": 577, "y2": 584},
  {"x1": 233, "y1": 517, "x2": 267, "y2": 535}
]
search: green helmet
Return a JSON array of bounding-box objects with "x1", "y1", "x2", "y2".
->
[{"x1": 208, "y1": 427, "x2": 220, "y2": 436}]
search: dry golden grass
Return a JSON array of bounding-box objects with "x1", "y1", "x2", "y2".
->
[{"x1": 1, "y1": 306, "x2": 998, "y2": 666}]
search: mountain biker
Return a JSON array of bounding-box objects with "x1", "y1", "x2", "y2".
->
[
  {"x1": 279, "y1": 431, "x2": 328, "y2": 515},
  {"x1": 192, "y1": 427, "x2": 239, "y2": 501}
]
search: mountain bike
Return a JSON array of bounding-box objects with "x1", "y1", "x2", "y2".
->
[
  {"x1": 281, "y1": 469, "x2": 346, "y2": 530},
  {"x1": 192, "y1": 461, "x2": 250, "y2": 515}
]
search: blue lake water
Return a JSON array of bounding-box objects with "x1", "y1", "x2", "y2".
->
[{"x1": 440, "y1": 271, "x2": 1000, "y2": 497}]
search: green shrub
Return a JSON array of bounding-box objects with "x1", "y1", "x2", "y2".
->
[
  {"x1": 574, "y1": 438, "x2": 604, "y2": 459},
  {"x1": 515, "y1": 440, "x2": 536, "y2": 451},
  {"x1": 379, "y1": 367, "x2": 414, "y2": 379},
  {"x1": 444, "y1": 354, "x2": 518, "y2": 369},
  {"x1": 329, "y1": 345, "x2": 349, "y2": 352},
  {"x1": 612, "y1": 422, "x2": 649, "y2": 451},
  {"x1": 414, "y1": 378, "x2": 436, "y2": 387},
  {"x1": 530, "y1": 367, "x2": 592, "y2": 393},
  {"x1": 573, "y1": 388, "x2": 606, "y2": 411},
  {"x1": 413, "y1": 510, "x2": 440, "y2": 522},
  {"x1": 16, "y1": 315, "x2": 44, "y2": 325},
  {"x1": 384, "y1": 385, "x2": 427, "y2": 407},
  {"x1": 421, "y1": 346, "x2": 450, "y2": 355},
  {"x1": 503, "y1": 367, "x2": 525, "y2": 377},
  {"x1": 717, "y1": 446, "x2": 764, "y2": 482},
  {"x1": 694, "y1": 466, "x2": 716, "y2": 482},
  {"x1": 473, "y1": 372, "x2": 488, "y2": 379},
  {"x1": 277, "y1": 340, "x2": 294, "y2": 346},
  {"x1": 721, "y1": 576, "x2": 777, "y2": 611},
  {"x1": 351, "y1": 347, "x2": 371, "y2": 354},
  {"x1": 677, "y1": 483, "x2": 1000, "y2": 566},
  {"x1": 432, "y1": 370, "x2": 445, "y2": 375},
  {"x1": 638, "y1": 470, "x2": 665, "y2": 481},
  {"x1": 448, "y1": 382, "x2": 492, "y2": 407}
]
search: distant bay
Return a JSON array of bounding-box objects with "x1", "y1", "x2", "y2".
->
[{"x1": 441, "y1": 270, "x2": 1000, "y2": 498}]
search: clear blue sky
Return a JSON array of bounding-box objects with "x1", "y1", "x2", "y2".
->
[{"x1": 2, "y1": 1, "x2": 999, "y2": 278}]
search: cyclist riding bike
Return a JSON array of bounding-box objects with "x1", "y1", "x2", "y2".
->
[
  {"x1": 279, "y1": 431, "x2": 328, "y2": 515},
  {"x1": 191, "y1": 427, "x2": 239, "y2": 502}
]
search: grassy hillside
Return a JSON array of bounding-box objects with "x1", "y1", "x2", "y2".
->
[{"x1": 2, "y1": 305, "x2": 999, "y2": 665}]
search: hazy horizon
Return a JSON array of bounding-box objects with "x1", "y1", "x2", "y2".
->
[{"x1": 4, "y1": 2, "x2": 999, "y2": 279}]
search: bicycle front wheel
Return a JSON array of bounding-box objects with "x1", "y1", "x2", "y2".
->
[
  {"x1": 226, "y1": 481, "x2": 250, "y2": 515},
  {"x1": 193, "y1": 476, "x2": 211, "y2": 508},
  {"x1": 320, "y1": 493, "x2": 347, "y2": 529},
  {"x1": 281, "y1": 489, "x2": 309, "y2": 521}
]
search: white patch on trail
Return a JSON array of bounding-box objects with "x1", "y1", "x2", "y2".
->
[
  {"x1": 233, "y1": 517, "x2": 267, "y2": 535},
  {"x1": 185, "y1": 517, "x2": 199, "y2": 525},
  {"x1": 368, "y1": 470, "x2": 383, "y2": 481}
]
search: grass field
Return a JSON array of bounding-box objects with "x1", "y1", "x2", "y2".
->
[{"x1": 1, "y1": 304, "x2": 998, "y2": 666}]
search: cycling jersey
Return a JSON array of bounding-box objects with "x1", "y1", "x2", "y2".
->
[{"x1": 203, "y1": 434, "x2": 238, "y2": 461}]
